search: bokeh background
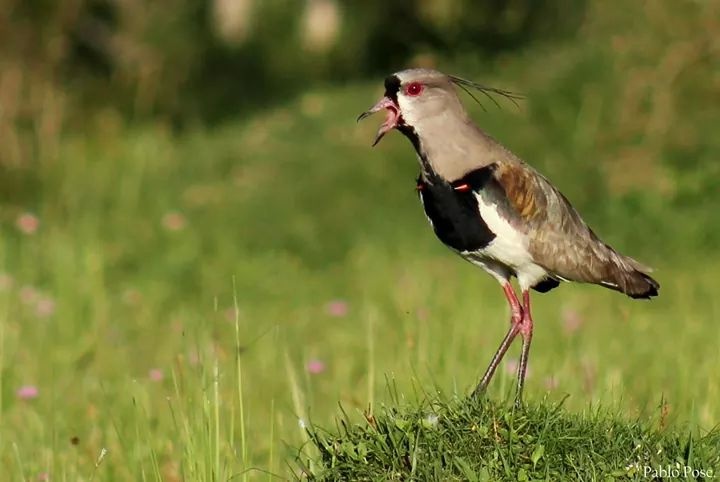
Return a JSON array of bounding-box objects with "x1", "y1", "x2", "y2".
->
[{"x1": 1, "y1": 0, "x2": 719, "y2": 479}]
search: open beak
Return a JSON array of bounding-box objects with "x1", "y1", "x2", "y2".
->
[{"x1": 357, "y1": 96, "x2": 401, "y2": 146}]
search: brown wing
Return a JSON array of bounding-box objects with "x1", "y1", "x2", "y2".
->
[{"x1": 490, "y1": 161, "x2": 659, "y2": 298}]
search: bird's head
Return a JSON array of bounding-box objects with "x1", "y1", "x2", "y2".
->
[
  {"x1": 357, "y1": 69, "x2": 455, "y2": 146},
  {"x1": 358, "y1": 68, "x2": 521, "y2": 146}
]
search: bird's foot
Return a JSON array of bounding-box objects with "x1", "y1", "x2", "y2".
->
[{"x1": 470, "y1": 381, "x2": 488, "y2": 401}]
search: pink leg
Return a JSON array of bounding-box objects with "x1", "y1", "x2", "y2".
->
[
  {"x1": 514, "y1": 290, "x2": 534, "y2": 407},
  {"x1": 504, "y1": 283, "x2": 523, "y2": 325},
  {"x1": 472, "y1": 283, "x2": 523, "y2": 399}
]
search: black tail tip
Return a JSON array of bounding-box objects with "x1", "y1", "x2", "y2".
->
[{"x1": 629, "y1": 273, "x2": 660, "y2": 299}]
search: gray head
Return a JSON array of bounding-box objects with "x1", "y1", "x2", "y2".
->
[
  {"x1": 357, "y1": 69, "x2": 461, "y2": 146},
  {"x1": 358, "y1": 68, "x2": 521, "y2": 147}
]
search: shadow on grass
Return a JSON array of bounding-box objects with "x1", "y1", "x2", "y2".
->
[{"x1": 295, "y1": 392, "x2": 720, "y2": 480}]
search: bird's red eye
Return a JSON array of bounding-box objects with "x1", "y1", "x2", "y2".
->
[{"x1": 405, "y1": 82, "x2": 424, "y2": 96}]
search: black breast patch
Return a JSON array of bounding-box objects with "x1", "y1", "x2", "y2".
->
[{"x1": 417, "y1": 167, "x2": 497, "y2": 252}]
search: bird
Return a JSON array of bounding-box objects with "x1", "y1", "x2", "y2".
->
[{"x1": 357, "y1": 68, "x2": 659, "y2": 406}]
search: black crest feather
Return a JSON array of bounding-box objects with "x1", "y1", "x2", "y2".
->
[{"x1": 449, "y1": 75, "x2": 523, "y2": 111}]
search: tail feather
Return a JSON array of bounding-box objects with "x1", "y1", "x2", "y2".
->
[
  {"x1": 600, "y1": 256, "x2": 660, "y2": 299},
  {"x1": 621, "y1": 270, "x2": 659, "y2": 299}
]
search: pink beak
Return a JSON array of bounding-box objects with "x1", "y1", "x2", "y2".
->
[{"x1": 357, "y1": 96, "x2": 401, "y2": 146}]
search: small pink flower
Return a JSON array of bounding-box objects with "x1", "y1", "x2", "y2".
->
[
  {"x1": 0, "y1": 273, "x2": 14, "y2": 291},
  {"x1": 187, "y1": 348, "x2": 200, "y2": 366},
  {"x1": 37, "y1": 473, "x2": 49, "y2": 481},
  {"x1": 35, "y1": 297, "x2": 56, "y2": 318},
  {"x1": 306, "y1": 359, "x2": 326, "y2": 375},
  {"x1": 148, "y1": 368, "x2": 164, "y2": 382},
  {"x1": 416, "y1": 308, "x2": 430, "y2": 321},
  {"x1": 505, "y1": 358, "x2": 519, "y2": 375},
  {"x1": 161, "y1": 211, "x2": 187, "y2": 231},
  {"x1": 16, "y1": 212, "x2": 40, "y2": 234},
  {"x1": 325, "y1": 299, "x2": 348, "y2": 317},
  {"x1": 504, "y1": 358, "x2": 531, "y2": 378},
  {"x1": 20, "y1": 286, "x2": 39, "y2": 305},
  {"x1": 224, "y1": 307, "x2": 244, "y2": 322},
  {"x1": 122, "y1": 289, "x2": 143, "y2": 306},
  {"x1": 17, "y1": 385, "x2": 39, "y2": 400},
  {"x1": 562, "y1": 308, "x2": 584, "y2": 335}
]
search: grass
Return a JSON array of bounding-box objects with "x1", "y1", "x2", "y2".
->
[
  {"x1": 300, "y1": 394, "x2": 720, "y2": 480},
  {"x1": 1, "y1": 1, "x2": 719, "y2": 479}
]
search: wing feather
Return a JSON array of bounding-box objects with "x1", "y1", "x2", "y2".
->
[{"x1": 489, "y1": 161, "x2": 659, "y2": 298}]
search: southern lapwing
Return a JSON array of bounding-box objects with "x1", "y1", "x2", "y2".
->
[{"x1": 358, "y1": 68, "x2": 659, "y2": 406}]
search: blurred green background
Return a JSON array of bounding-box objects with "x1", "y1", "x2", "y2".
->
[{"x1": 1, "y1": 0, "x2": 718, "y2": 479}]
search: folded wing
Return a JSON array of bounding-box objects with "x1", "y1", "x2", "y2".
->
[{"x1": 489, "y1": 161, "x2": 659, "y2": 299}]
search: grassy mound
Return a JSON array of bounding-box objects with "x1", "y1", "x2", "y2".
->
[{"x1": 299, "y1": 396, "x2": 720, "y2": 480}]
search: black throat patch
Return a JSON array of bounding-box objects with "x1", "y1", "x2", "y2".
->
[
  {"x1": 383, "y1": 74, "x2": 421, "y2": 152},
  {"x1": 384, "y1": 75, "x2": 401, "y2": 104}
]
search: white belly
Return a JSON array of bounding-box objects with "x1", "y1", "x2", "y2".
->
[{"x1": 462, "y1": 194, "x2": 550, "y2": 291}]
